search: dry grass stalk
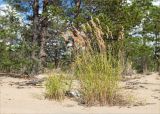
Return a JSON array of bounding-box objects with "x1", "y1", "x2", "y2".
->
[{"x1": 61, "y1": 17, "x2": 106, "y2": 52}]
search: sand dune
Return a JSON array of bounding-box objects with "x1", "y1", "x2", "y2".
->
[{"x1": 0, "y1": 73, "x2": 160, "y2": 114}]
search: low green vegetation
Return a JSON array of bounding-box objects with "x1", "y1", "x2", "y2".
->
[
  {"x1": 45, "y1": 52, "x2": 126, "y2": 106},
  {"x1": 74, "y1": 52, "x2": 121, "y2": 106},
  {"x1": 45, "y1": 73, "x2": 67, "y2": 101}
]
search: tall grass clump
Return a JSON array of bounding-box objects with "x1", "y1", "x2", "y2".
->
[
  {"x1": 75, "y1": 52, "x2": 121, "y2": 106},
  {"x1": 45, "y1": 73, "x2": 67, "y2": 101}
]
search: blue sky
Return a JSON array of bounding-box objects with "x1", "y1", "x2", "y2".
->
[{"x1": 0, "y1": 0, "x2": 4, "y2": 4}]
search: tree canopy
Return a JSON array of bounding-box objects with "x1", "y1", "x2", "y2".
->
[{"x1": 0, "y1": 0, "x2": 159, "y2": 75}]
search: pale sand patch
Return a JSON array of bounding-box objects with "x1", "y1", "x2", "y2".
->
[{"x1": 0, "y1": 73, "x2": 160, "y2": 114}]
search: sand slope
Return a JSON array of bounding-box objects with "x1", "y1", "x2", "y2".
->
[{"x1": 0, "y1": 73, "x2": 160, "y2": 114}]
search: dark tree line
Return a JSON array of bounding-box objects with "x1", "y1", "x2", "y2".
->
[{"x1": 0, "y1": 0, "x2": 159, "y2": 75}]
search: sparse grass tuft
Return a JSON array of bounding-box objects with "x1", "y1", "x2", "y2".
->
[{"x1": 45, "y1": 73, "x2": 68, "y2": 101}]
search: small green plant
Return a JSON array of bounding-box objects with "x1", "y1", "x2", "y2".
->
[
  {"x1": 45, "y1": 73, "x2": 66, "y2": 101},
  {"x1": 75, "y1": 52, "x2": 121, "y2": 106}
]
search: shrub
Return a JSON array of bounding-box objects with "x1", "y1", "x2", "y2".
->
[{"x1": 75, "y1": 52, "x2": 121, "y2": 106}]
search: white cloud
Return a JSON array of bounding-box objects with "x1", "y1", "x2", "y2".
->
[{"x1": 153, "y1": 0, "x2": 160, "y2": 6}]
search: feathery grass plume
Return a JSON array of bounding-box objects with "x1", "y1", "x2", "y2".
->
[
  {"x1": 94, "y1": 17, "x2": 101, "y2": 29},
  {"x1": 80, "y1": 32, "x2": 93, "y2": 51},
  {"x1": 61, "y1": 17, "x2": 106, "y2": 52},
  {"x1": 89, "y1": 18, "x2": 106, "y2": 52},
  {"x1": 118, "y1": 25, "x2": 124, "y2": 40},
  {"x1": 86, "y1": 22, "x2": 92, "y2": 32},
  {"x1": 81, "y1": 24, "x2": 87, "y2": 32},
  {"x1": 74, "y1": 51, "x2": 122, "y2": 106},
  {"x1": 106, "y1": 25, "x2": 113, "y2": 39}
]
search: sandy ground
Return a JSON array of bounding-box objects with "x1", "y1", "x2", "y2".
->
[{"x1": 0, "y1": 73, "x2": 160, "y2": 114}]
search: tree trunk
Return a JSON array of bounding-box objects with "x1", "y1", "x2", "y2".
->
[
  {"x1": 32, "y1": 0, "x2": 39, "y2": 59},
  {"x1": 39, "y1": 0, "x2": 48, "y2": 67},
  {"x1": 142, "y1": 36, "x2": 148, "y2": 74},
  {"x1": 142, "y1": 56, "x2": 148, "y2": 74},
  {"x1": 154, "y1": 27, "x2": 160, "y2": 75},
  {"x1": 158, "y1": 61, "x2": 160, "y2": 75},
  {"x1": 75, "y1": 0, "x2": 81, "y2": 18},
  {"x1": 31, "y1": 0, "x2": 40, "y2": 74},
  {"x1": 74, "y1": 0, "x2": 81, "y2": 28}
]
